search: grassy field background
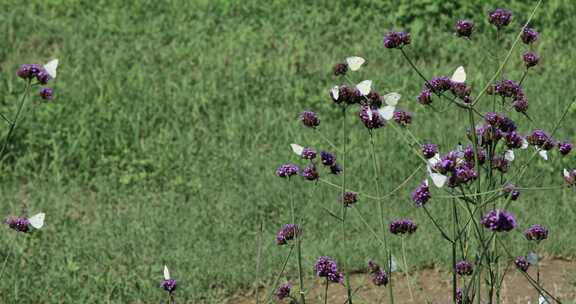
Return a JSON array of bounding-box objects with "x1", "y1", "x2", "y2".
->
[{"x1": 0, "y1": 0, "x2": 575, "y2": 302}]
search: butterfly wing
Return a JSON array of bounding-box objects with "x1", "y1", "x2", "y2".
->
[
  {"x1": 163, "y1": 265, "x2": 171, "y2": 280},
  {"x1": 44, "y1": 59, "x2": 59, "y2": 79},
  {"x1": 451, "y1": 66, "x2": 466, "y2": 83},
  {"x1": 331, "y1": 86, "x2": 339, "y2": 100},
  {"x1": 28, "y1": 212, "x2": 45, "y2": 229},
  {"x1": 538, "y1": 150, "x2": 548, "y2": 161},
  {"x1": 383, "y1": 92, "x2": 401, "y2": 106},
  {"x1": 356, "y1": 80, "x2": 372, "y2": 96},
  {"x1": 564, "y1": 168, "x2": 570, "y2": 178},
  {"x1": 430, "y1": 173, "x2": 447, "y2": 188},
  {"x1": 290, "y1": 144, "x2": 304, "y2": 156},
  {"x1": 378, "y1": 105, "x2": 395, "y2": 121},
  {"x1": 345, "y1": 56, "x2": 365, "y2": 71},
  {"x1": 504, "y1": 150, "x2": 515, "y2": 162},
  {"x1": 389, "y1": 255, "x2": 398, "y2": 272}
]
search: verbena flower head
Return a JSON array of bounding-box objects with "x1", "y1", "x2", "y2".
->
[
  {"x1": 481, "y1": 209, "x2": 516, "y2": 232},
  {"x1": 301, "y1": 164, "x2": 319, "y2": 181},
  {"x1": 39, "y1": 87, "x2": 53, "y2": 100},
  {"x1": 276, "y1": 224, "x2": 301, "y2": 245},
  {"x1": 522, "y1": 52, "x2": 539, "y2": 68},
  {"x1": 428, "y1": 76, "x2": 452, "y2": 93},
  {"x1": 411, "y1": 180, "x2": 431, "y2": 207},
  {"x1": 421, "y1": 143, "x2": 438, "y2": 159},
  {"x1": 17, "y1": 64, "x2": 34, "y2": 79},
  {"x1": 5, "y1": 217, "x2": 30, "y2": 233},
  {"x1": 393, "y1": 109, "x2": 412, "y2": 126},
  {"x1": 389, "y1": 218, "x2": 418, "y2": 235},
  {"x1": 455, "y1": 20, "x2": 474, "y2": 38},
  {"x1": 494, "y1": 79, "x2": 522, "y2": 98},
  {"x1": 276, "y1": 163, "x2": 299, "y2": 178},
  {"x1": 367, "y1": 91, "x2": 383, "y2": 107},
  {"x1": 558, "y1": 141, "x2": 572, "y2": 155},
  {"x1": 301, "y1": 147, "x2": 317, "y2": 160},
  {"x1": 488, "y1": 8, "x2": 512, "y2": 29},
  {"x1": 333, "y1": 63, "x2": 348, "y2": 76},
  {"x1": 521, "y1": 27, "x2": 539, "y2": 44},
  {"x1": 512, "y1": 95, "x2": 529, "y2": 113},
  {"x1": 417, "y1": 88, "x2": 432, "y2": 105},
  {"x1": 367, "y1": 260, "x2": 388, "y2": 286},
  {"x1": 160, "y1": 279, "x2": 177, "y2": 293},
  {"x1": 383, "y1": 31, "x2": 410, "y2": 49},
  {"x1": 314, "y1": 256, "x2": 343, "y2": 283},
  {"x1": 515, "y1": 256, "x2": 530, "y2": 272},
  {"x1": 499, "y1": 116, "x2": 517, "y2": 132},
  {"x1": 565, "y1": 169, "x2": 576, "y2": 186},
  {"x1": 299, "y1": 111, "x2": 320, "y2": 128},
  {"x1": 455, "y1": 260, "x2": 473, "y2": 276},
  {"x1": 503, "y1": 183, "x2": 520, "y2": 201},
  {"x1": 329, "y1": 164, "x2": 342, "y2": 175},
  {"x1": 491, "y1": 155, "x2": 509, "y2": 173},
  {"x1": 274, "y1": 282, "x2": 292, "y2": 300},
  {"x1": 338, "y1": 85, "x2": 362, "y2": 105},
  {"x1": 504, "y1": 131, "x2": 524, "y2": 149},
  {"x1": 524, "y1": 224, "x2": 549, "y2": 241},
  {"x1": 358, "y1": 105, "x2": 385, "y2": 129},
  {"x1": 320, "y1": 151, "x2": 336, "y2": 167},
  {"x1": 340, "y1": 191, "x2": 358, "y2": 207},
  {"x1": 450, "y1": 82, "x2": 472, "y2": 101},
  {"x1": 36, "y1": 69, "x2": 52, "y2": 85},
  {"x1": 527, "y1": 129, "x2": 551, "y2": 147},
  {"x1": 463, "y1": 145, "x2": 486, "y2": 165}
]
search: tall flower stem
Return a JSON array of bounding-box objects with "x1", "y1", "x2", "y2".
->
[
  {"x1": 289, "y1": 178, "x2": 306, "y2": 304},
  {"x1": 340, "y1": 106, "x2": 353, "y2": 304},
  {"x1": 0, "y1": 80, "x2": 31, "y2": 160},
  {"x1": 368, "y1": 131, "x2": 395, "y2": 304},
  {"x1": 323, "y1": 278, "x2": 329, "y2": 304},
  {"x1": 401, "y1": 237, "x2": 414, "y2": 302}
]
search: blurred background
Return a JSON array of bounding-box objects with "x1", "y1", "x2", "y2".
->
[{"x1": 0, "y1": 0, "x2": 574, "y2": 302}]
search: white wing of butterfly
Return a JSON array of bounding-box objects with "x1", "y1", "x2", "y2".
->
[
  {"x1": 164, "y1": 265, "x2": 171, "y2": 280},
  {"x1": 331, "y1": 86, "x2": 339, "y2": 100},
  {"x1": 378, "y1": 92, "x2": 401, "y2": 120},
  {"x1": 427, "y1": 154, "x2": 447, "y2": 188},
  {"x1": 345, "y1": 56, "x2": 365, "y2": 71},
  {"x1": 504, "y1": 150, "x2": 515, "y2": 162},
  {"x1": 28, "y1": 212, "x2": 45, "y2": 229},
  {"x1": 539, "y1": 294, "x2": 550, "y2": 304},
  {"x1": 44, "y1": 59, "x2": 59, "y2": 79},
  {"x1": 389, "y1": 255, "x2": 398, "y2": 272},
  {"x1": 450, "y1": 66, "x2": 466, "y2": 83},
  {"x1": 356, "y1": 80, "x2": 372, "y2": 96},
  {"x1": 564, "y1": 168, "x2": 570, "y2": 178},
  {"x1": 537, "y1": 148, "x2": 548, "y2": 161},
  {"x1": 527, "y1": 252, "x2": 538, "y2": 265},
  {"x1": 290, "y1": 144, "x2": 304, "y2": 156}
]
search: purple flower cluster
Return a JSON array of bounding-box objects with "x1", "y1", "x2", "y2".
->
[
  {"x1": 431, "y1": 150, "x2": 478, "y2": 187},
  {"x1": 274, "y1": 282, "x2": 292, "y2": 300},
  {"x1": 455, "y1": 20, "x2": 474, "y2": 38},
  {"x1": 367, "y1": 91, "x2": 383, "y2": 107},
  {"x1": 330, "y1": 85, "x2": 361, "y2": 105},
  {"x1": 527, "y1": 129, "x2": 555, "y2": 150},
  {"x1": 411, "y1": 180, "x2": 431, "y2": 207},
  {"x1": 393, "y1": 109, "x2": 412, "y2": 126},
  {"x1": 299, "y1": 111, "x2": 320, "y2": 128},
  {"x1": 276, "y1": 163, "x2": 299, "y2": 178},
  {"x1": 524, "y1": 224, "x2": 549, "y2": 242},
  {"x1": 421, "y1": 143, "x2": 438, "y2": 159},
  {"x1": 367, "y1": 260, "x2": 389, "y2": 286},
  {"x1": 522, "y1": 52, "x2": 539, "y2": 68},
  {"x1": 480, "y1": 209, "x2": 516, "y2": 232},
  {"x1": 383, "y1": 31, "x2": 411, "y2": 49},
  {"x1": 521, "y1": 27, "x2": 539, "y2": 44},
  {"x1": 489, "y1": 80, "x2": 527, "y2": 113},
  {"x1": 558, "y1": 141, "x2": 572, "y2": 155},
  {"x1": 16, "y1": 63, "x2": 55, "y2": 100},
  {"x1": 503, "y1": 183, "x2": 520, "y2": 201},
  {"x1": 389, "y1": 219, "x2": 418, "y2": 235},
  {"x1": 417, "y1": 88, "x2": 432, "y2": 105},
  {"x1": 276, "y1": 224, "x2": 301, "y2": 245},
  {"x1": 473, "y1": 112, "x2": 524, "y2": 151},
  {"x1": 340, "y1": 191, "x2": 358, "y2": 207},
  {"x1": 301, "y1": 165, "x2": 319, "y2": 181},
  {"x1": 564, "y1": 169, "x2": 576, "y2": 186},
  {"x1": 160, "y1": 279, "x2": 177, "y2": 293},
  {"x1": 463, "y1": 145, "x2": 486, "y2": 165},
  {"x1": 417, "y1": 75, "x2": 472, "y2": 104},
  {"x1": 5, "y1": 217, "x2": 30, "y2": 233},
  {"x1": 455, "y1": 260, "x2": 473, "y2": 276},
  {"x1": 333, "y1": 63, "x2": 348, "y2": 76},
  {"x1": 488, "y1": 8, "x2": 512, "y2": 29},
  {"x1": 320, "y1": 151, "x2": 341, "y2": 175},
  {"x1": 358, "y1": 105, "x2": 385, "y2": 129},
  {"x1": 515, "y1": 256, "x2": 530, "y2": 272},
  {"x1": 314, "y1": 256, "x2": 343, "y2": 283},
  {"x1": 301, "y1": 147, "x2": 317, "y2": 160}
]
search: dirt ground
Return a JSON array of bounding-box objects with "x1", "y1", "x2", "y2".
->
[{"x1": 229, "y1": 258, "x2": 576, "y2": 304}]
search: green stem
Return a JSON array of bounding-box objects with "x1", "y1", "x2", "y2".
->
[
  {"x1": 0, "y1": 80, "x2": 31, "y2": 161},
  {"x1": 401, "y1": 237, "x2": 414, "y2": 302},
  {"x1": 289, "y1": 179, "x2": 305, "y2": 304},
  {"x1": 323, "y1": 278, "x2": 329, "y2": 304},
  {"x1": 340, "y1": 106, "x2": 353, "y2": 304}
]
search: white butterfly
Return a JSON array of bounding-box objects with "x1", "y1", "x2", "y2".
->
[
  {"x1": 527, "y1": 252, "x2": 538, "y2": 265},
  {"x1": 537, "y1": 149, "x2": 548, "y2": 161},
  {"x1": 427, "y1": 154, "x2": 447, "y2": 188},
  {"x1": 44, "y1": 59, "x2": 59, "y2": 79},
  {"x1": 345, "y1": 56, "x2": 365, "y2": 71},
  {"x1": 28, "y1": 212, "x2": 45, "y2": 229},
  {"x1": 163, "y1": 265, "x2": 171, "y2": 280},
  {"x1": 424, "y1": 179, "x2": 429, "y2": 187},
  {"x1": 389, "y1": 255, "x2": 398, "y2": 272},
  {"x1": 539, "y1": 294, "x2": 550, "y2": 304},
  {"x1": 504, "y1": 150, "x2": 515, "y2": 162},
  {"x1": 330, "y1": 86, "x2": 339, "y2": 100},
  {"x1": 564, "y1": 168, "x2": 570, "y2": 178},
  {"x1": 521, "y1": 138, "x2": 529, "y2": 149},
  {"x1": 451, "y1": 66, "x2": 466, "y2": 83},
  {"x1": 378, "y1": 92, "x2": 401, "y2": 120},
  {"x1": 290, "y1": 143, "x2": 304, "y2": 156},
  {"x1": 356, "y1": 80, "x2": 372, "y2": 96}
]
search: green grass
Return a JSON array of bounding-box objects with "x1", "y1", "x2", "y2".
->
[{"x1": 0, "y1": 0, "x2": 575, "y2": 302}]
